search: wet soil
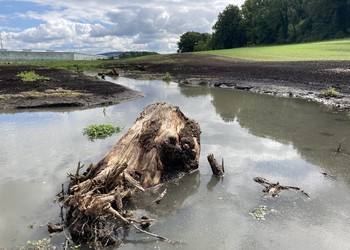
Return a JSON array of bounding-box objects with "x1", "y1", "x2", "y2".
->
[
  {"x1": 2, "y1": 54, "x2": 350, "y2": 110},
  {"x1": 0, "y1": 65, "x2": 142, "y2": 110},
  {"x1": 109, "y1": 54, "x2": 350, "y2": 109}
]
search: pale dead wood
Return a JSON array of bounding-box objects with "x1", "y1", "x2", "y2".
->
[
  {"x1": 253, "y1": 177, "x2": 310, "y2": 198},
  {"x1": 57, "y1": 103, "x2": 201, "y2": 249}
]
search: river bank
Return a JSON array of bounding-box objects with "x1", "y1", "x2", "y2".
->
[
  {"x1": 109, "y1": 54, "x2": 350, "y2": 110},
  {"x1": 1, "y1": 54, "x2": 350, "y2": 110},
  {"x1": 0, "y1": 65, "x2": 142, "y2": 110}
]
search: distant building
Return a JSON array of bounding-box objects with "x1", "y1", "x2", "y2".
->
[{"x1": 0, "y1": 50, "x2": 107, "y2": 61}]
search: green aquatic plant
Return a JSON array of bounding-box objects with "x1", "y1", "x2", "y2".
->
[
  {"x1": 17, "y1": 70, "x2": 51, "y2": 82},
  {"x1": 83, "y1": 124, "x2": 121, "y2": 141},
  {"x1": 249, "y1": 205, "x2": 277, "y2": 220},
  {"x1": 323, "y1": 86, "x2": 339, "y2": 97},
  {"x1": 20, "y1": 238, "x2": 52, "y2": 250},
  {"x1": 162, "y1": 72, "x2": 172, "y2": 82}
]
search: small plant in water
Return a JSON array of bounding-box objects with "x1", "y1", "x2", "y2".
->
[
  {"x1": 83, "y1": 124, "x2": 121, "y2": 141},
  {"x1": 20, "y1": 238, "x2": 52, "y2": 250},
  {"x1": 17, "y1": 70, "x2": 51, "y2": 82},
  {"x1": 323, "y1": 86, "x2": 339, "y2": 97},
  {"x1": 162, "y1": 72, "x2": 172, "y2": 82}
]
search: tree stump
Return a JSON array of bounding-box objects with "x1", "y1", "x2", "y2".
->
[{"x1": 61, "y1": 102, "x2": 201, "y2": 248}]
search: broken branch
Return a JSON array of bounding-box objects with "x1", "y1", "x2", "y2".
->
[{"x1": 207, "y1": 153, "x2": 224, "y2": 177}]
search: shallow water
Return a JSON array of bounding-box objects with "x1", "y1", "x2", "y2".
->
[{"x1": 0, "y1": 77, "x2": 350, "y2": 249}]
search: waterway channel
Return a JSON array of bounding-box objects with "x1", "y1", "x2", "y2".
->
[{"x1": 0, "y1": 77, "x2": 350, "y2": 249}]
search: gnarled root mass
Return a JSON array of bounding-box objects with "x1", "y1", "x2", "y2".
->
[{"x1": 58, "y1": 103, "x2": 201, "y2": 249}]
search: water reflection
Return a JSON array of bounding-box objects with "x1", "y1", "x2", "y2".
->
[
  {"x1": 131, "y1": 171, "x2": 200, "y2": 216},
  {"x1": 181, "y1": 86, "x2": 350, "y2": 180},
  {"x1": 0, "y1": 77, "x2": 350, "y2": 250}
]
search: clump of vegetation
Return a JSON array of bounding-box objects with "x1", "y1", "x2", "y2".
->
[
  {"x1": 83, "y1": 124, "x2": 121, "y2": 141},
  {"x1": 323, "y1": 86, "x2": 339, "y2": 97},
  {"x1": 162, "y1": 72, "x2": 172, "y2": 82},
  {"x1": 20, "y1": 238, "x2": 52, "y2": 250},
  {"x1": 118, "y1": 51, "x2": 158, "y2": 59},
  {"x1": 0, "y1": 88, "x2": 90, "y2": 100},
  {"x1": 17, "y1": 70, "x2": 51, "y2": 82}
]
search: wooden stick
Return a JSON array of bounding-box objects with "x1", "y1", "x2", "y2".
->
[
  {"x1": 153, "y1": 188, "x2": 167, "y2": 204},
  {"x1": 132, "y1": 224, "x2": 172, "y2": 242},
  {"x1": 207, "y1": 153, "x2": 224, "y2": 176}
]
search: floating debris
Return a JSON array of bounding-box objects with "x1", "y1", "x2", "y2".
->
[
  {"x1": 253, "y1": 177, "x2": 310, "y2": 198},
  {"x1": 249, "y1": 205, "x2": 277, "y2": 220}
]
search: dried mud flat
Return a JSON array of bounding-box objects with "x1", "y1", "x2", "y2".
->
[
  {"x1": 0, "y1": 65, "x2": 142, "y2": 111},
  {"x1": 111, "y1": 54, "x2": 350, "y2": 110}
]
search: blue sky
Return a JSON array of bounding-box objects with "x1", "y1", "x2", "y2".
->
[{"x1": 0, "y1": 0, "x2": 245, "y2": 54}]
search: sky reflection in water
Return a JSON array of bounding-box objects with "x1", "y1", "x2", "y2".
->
[{"x1": 0, "y1": 77, "x2": 349, "y2": 249}]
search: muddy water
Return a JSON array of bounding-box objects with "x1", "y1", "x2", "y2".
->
[{"x1": 0, "y1": 77, "x2": 350, "y2": 249}]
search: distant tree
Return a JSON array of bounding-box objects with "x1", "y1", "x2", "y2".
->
[
  {"x1": 241, "y1": 0, "x2": 277, "y2": 44},
  {"x1": 212, "y1": 4, "x2": 246, "y2": 49},
  {"x1": 119, "y1": 51, "x2": 158, "y2": 59},
  {"x1": 179, "y1": 0, "x2": 350, "y2": 52},
  {"x1": 241, "y1": 0, "x2": 350, "y2": 44},
  {"x1": 305, "y1": 0, "x2": 349, "y2": 40},
  {"x1": 177, "y1": 32, "x2": 211, "y2": 53}
]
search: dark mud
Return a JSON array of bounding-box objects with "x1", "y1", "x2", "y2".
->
[
  {"x1": 0, "y1": 65, "x2": 142, "y2": 110},
  {"x1": 2, "y1": 54, "x2": 350, "y2": 110},
  {"x1": 109, "y1": 54, "x2": 350, "y2": 109}
]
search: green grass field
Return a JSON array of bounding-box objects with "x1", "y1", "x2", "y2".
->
[
  {"x1": 197, "y1": 39, "x2": 350, "y2": 61},
  {"x1": 9, "y1": 54, "x2": 174, "y2": 70},
  {"x1": 7, "y1": 59, "x2": 114, "y2": 70}
]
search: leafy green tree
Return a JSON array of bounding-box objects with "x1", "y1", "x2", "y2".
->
[
  {"x1": 242, "y1": 0, "x2": 277, "y2": 44},
  {"x1": 177, "y1": 32, "x2": 211, "y2": 53},
  {"x1": 180, "y1": 0, "x2": 350, "y2": 52},
  {"x1": 212, "y1": 4, "x2": 246, "y2": 49},
  {"x1": 304, "y1": 0, "x2": 349, "y2": 40}
]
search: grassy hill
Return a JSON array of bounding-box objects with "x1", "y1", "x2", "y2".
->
[{"x1": 197, "y1": 39, "x2": 350, "y2": 61}]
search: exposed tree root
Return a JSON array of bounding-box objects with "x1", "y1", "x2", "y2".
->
[{"x1": 55, "y1": 103, "x2": 201, "y2": 249}]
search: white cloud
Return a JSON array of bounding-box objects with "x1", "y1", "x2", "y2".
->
[{"x1": 0, "y1": 0, "x2": 245, "y2": 53}]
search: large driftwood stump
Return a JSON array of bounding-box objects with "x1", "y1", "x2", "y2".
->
[{"x1": 61, "y1": 103, "x2": 201, "y2": 248}]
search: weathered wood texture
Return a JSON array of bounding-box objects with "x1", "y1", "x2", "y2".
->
[
  {"x1": 87, "y1": 102, "x2": 201, "y2": 188},
  {"x1": 63, "y1": 103, "x2": 201, "y2": 248},
  {"x1": 207, "y1": 153, "x2": 224, "y2": 177}
]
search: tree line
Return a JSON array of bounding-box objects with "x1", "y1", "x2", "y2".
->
[
  {"x1": 119, "y1": 51, "x2": 158, "y2": 58},
  {"x1": 178, "y1": 0, "x2": 350, "y2": 52}
]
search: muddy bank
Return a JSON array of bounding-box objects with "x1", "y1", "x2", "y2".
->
[
  {"x1": 0, "y1": 65, "x2": 142, "y2": 110},
  {"x1": 2, "y1": 54, "x2": 350, "y2": 111},
  {"x1": 109, "y1": 54, "x2": 350, "y2": 110}
]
